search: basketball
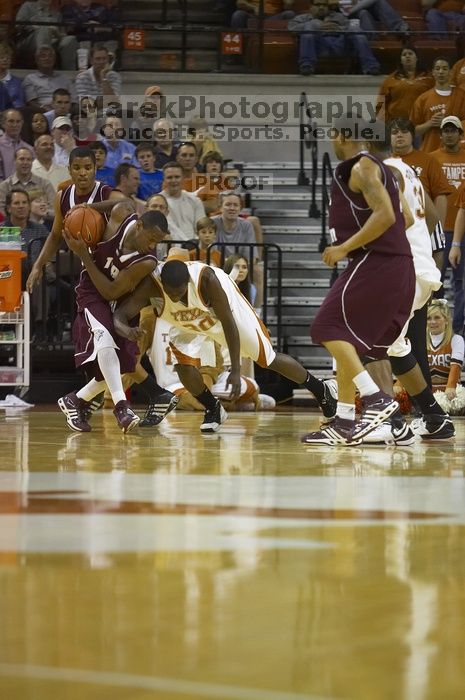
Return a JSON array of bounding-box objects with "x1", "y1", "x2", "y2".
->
[{"x1": 63, "y1": 206, "x2": 105, "y2": 248}]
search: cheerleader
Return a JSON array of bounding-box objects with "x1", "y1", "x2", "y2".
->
[{"x1": 427, "y1": 299, "x2": 465, "y2": 414}]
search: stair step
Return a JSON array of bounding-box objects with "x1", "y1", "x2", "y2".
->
[
  {"x1": 263, "y1": 225, "x2": 321, "y2": 234},
  {"x1": 272, "y1": 279, "x2": 331, "y2": 289},
  {"x1": 254, "y1": 209, "x2": 317, "y2": 218},
  {"x1": 267, "y1": 296, "x2": 326, "y2": 306}
]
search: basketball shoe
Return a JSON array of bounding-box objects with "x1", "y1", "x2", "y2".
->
[
  {"x1": 201, "y1": 399, "x2": 228, "y2": 433},
  {"x1": 351, "y1": 391, "x2": 399, "y2": 441},
  {"x1": 58, "y1": 392, "x2": 92, "y2": 433},
  {"x1": 362, "y1": 421, "x2": 416, "y2": 446},
  {"x1": 140, "y1": 391, "x2": 180, "y2": 427},
  {"x1": 410, "y1": 414, "x2": 455, "y2": 440},
  {"x1": 301, "y1": 417, "x2": 361, "y2": 446},
  {"x1": 113, "y1": 400, "x2": 140, "y2": 433}
]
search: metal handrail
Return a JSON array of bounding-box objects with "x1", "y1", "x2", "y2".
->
[{"x1": 298, "y1": 92, "x2": 320, "y2": 219}]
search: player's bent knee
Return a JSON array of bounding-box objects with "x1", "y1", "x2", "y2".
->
[{"x1": 389, "y1": 353, "x2": 417, "y2": 376}]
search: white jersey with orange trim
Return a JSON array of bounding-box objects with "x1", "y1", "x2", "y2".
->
[
  {"x1": 149, "y1": 261, "x2": 276, "y2": 367},
  {"x1": 385, "y1": 156, "x2": 441, "y2": 287}
]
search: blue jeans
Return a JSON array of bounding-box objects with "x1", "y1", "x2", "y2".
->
[
  {"x1": 441, "y1": 230, "x2": 465, "y2": 333},
  {"x1": 231, "y1": 9, "x2": 295, "y2": 29},
  {"x1": 350, "y1": 0, "x2": 408, "y2": 32},
  {"x1": 425, "y1": 9, "x2": 465, "y2": 37},
  {"x1": 298, "y1": 23, "x2": 380, "y2": 73}
]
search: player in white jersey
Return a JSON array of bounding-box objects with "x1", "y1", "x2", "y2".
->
[
  {"x1": 363, "y1": 137, "x2": 454, "y2": 442},
  {"x1": 112, "y1": 259, "x2": 332, "y2": 432}
]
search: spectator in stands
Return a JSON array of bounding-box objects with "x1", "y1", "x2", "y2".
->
[
  {"x1": 450, "y1": 53, "x2": 465, "y2": 89},
  {"x1": 190, "y1": 216, "x2": 222, "y2": 266},
  {"x1": 154, "y1": 118, "x2": 179, "y2": 168},
  {"x1": 114, "y1": 163, "x2": 145, "y2": 213},
  {"x1": 377, "y1": 46, "x2": 434, "y2": 122},
  {"x1": 288, "y1": 0, "x2": 380, "y2": 76},
  {"x1": 51, "y1": 116, "x2": 76, "y2": 167},
  {"x1": 0, "y1": 147, "x2": 55, "y2": 216},
  {"x1": 101, "y1": 114, "x2": 137, "y2": 169},
  {"x1": 224, "y1": 253, "x2": 258, "y2": 306},
  {"x1": 176, "y1": 142, "x2": 199, "y2": 191},
  {"x1": 15, "y1": 0, "x2": 77, "y2": 70},
  {"x1": 186, "y1": 116, "x2": 223, "y2": 167},
  {"x1": 231, "y1": 0, "x2": 294, "y2": 28},
  {"x1": 21, "y1": 111, "x2": 50, "y2": 146},
  {"x1": 422, "y1": 0, "x2": 465, "y2": 38},
  {"x1": 135, "y1": 143, "x2": 163, "y2": 200},
  {"x1": 4, "y1": 188, "x2": 49, "y2": 265},
  {"x1": 146, "y1": 192, "x2": 186, "y2": 241},
  {"x1": 75, "y1": 45, "x2": 122, "y2": 99},
  {"x1": 61, "y1": 0, "x2": 119, "y2": 57},
  {"x1": 0, "y1": 81, "x2": 13, "y2": 110},
  {"x1": 43, "y1": 88, "x2": 72, "y2": 130},
  {"x1": 0, "y1": 42, "x2": 25, "y2": 108},
  {"x1": 162, "y1": 161, "x2": 206, "y2": 240},
  {"x1": 0, "y1": 109, "x2": 34, "y2": 180},
  {"x1": 335, "y1": 0, "x2": 409, "y2": 34},
  {"x1": 71, "y1": 96, "x2": 99, "y2": 145},
  {"x1": 410, "y1": 56, "x2": 465, "y2": 153},
  {"x1": 129, "y1": 86, "x2": 163, "y2": 142},
  {"x1": 390, "y1": 116, "x2": 453, "y2": 262},
  {"x1": 22, "y1": 45, "x2": 75, "y2": 111},
  {"x1": 89, "y1": 141, "x2": 115, "y2": 187},
  {"x1": 194, "y1": 151, "x2": 232, "y2": 214},
  {"x1": 430, "y1": 116, "x2": 465, "y2": 333},
  {"x1": 32, "y1": 133, "x2": 69, "y2": 190},
  {"x1": 29, "y1": 188, "x2": 52, "y2": 229},
  {"x1": 212, "y1": 191, "x2": 257, "y2": 258}
]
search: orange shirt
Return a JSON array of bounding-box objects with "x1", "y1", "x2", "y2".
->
[
  {"x1": 189, "y1": 247, "x2": 222, "y2": 267},
  {"x1": 251, "y1": 0, "x2": 284, "y2": 13},
  {"x1": 450, "y1": 58, "x2": 465, "y2": 89},
  {"x1": 398, "y1": 149, "x2": 454, "y2": 200},
  {"x1": 377, "y1": 73, "x2": 434, "y2": 122},
  {"x1": 429, "y1": 147, "x2": 465, "y2": 230},
  {"x1": 410, "y1": 87, "x2": 465, "y2": 153},
  {"x1": 434, "y1": 0, "x2": 462, "y2": 10},
  {"x1": 453, "y1": 181, "x2": 465, "y2": 208}
]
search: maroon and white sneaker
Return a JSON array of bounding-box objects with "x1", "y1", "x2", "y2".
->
[
  {"x1": 301, "y1": 416, "x2": 360, "y2": 446},
  {"x1": 58, "y1": 392, "x2": 92, "y2": 433},
  {"x1": 352, "y1": 391, "x2": 399, "y2": 441},
  {"x1": 113, "y1": 400, "x2": 140, "y2": 433}
]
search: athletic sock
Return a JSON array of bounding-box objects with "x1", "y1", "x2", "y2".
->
[
  {"x1": 136, "y1": 374, "x2": 165, "y2": 401},
  {"x1": 411, "y1": 387, "x2": 446, "y2": 416},
  {"x1": 353, "y1": 370, "x2": 379, "y2": 397},
  {"x1": 390, "y1": 411, "x2": 405, "y2": 429},
  {"x1": 77, "y1": 378, "x2": 106, "y2": 402},
  {"x1": 336, "y1": 402, "x2": 355, "y2": 422},
  {"x1": 97, "y1": 347, "x2": 126, "y2": 405},
  {"x1": 303, "y1": 371, "x2": 325, "y2": 402},
  {"x1": 194, "y1": 387, "x2": 218, "y2": 411}
]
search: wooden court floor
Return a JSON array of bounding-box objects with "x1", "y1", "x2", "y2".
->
[{"x1": 1, "y1": 407, "x2": 465, "y2": 700}]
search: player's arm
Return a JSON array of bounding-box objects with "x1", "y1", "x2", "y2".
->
[
  {"x1": 386, "y1": 165, "x2": 414, "y2": 230},
  {"x1": 323, "y1": 157, "x2": 396, "y2": 266},
  {"x1": 62, "y1": 231, "x2": 157, "y2": 300},
  {"x1": 113, "y1": 276, "x2": 158, "y2": 340},
  {"x1": 450, "y1": 207, "x2": 465, "y2": 268},
  {"x1": 85, "y1": 190, "x2": 131, "y2": 214},
  {"x1": 202, "y1": 269, "x2": 242, "y2": 398},
  {"x1": 26, "y1": 191, "x2": 64, "y2": 291}
]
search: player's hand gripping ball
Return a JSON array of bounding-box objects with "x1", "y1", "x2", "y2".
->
[{"x1": 63, "y1": 205, "x2": 105, "y2": 248}]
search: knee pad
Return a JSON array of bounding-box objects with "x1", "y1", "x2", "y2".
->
[{"x1": 389, "y1": 353, "x2": 417, "y2": 377}]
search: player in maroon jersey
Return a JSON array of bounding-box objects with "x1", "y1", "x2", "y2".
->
[
  {"x1": 26, "y1": 146, "x2": 125, "y2": 292},
  {"x1": 58, "y1": 203, "x2": 170, "y2": 433},
  {"x1": 302, "y1": 115, "x2": 416, "y2": 446}
]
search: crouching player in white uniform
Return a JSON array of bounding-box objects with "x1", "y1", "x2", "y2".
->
[{"x1": 113, "y1": 259, "x2": 319, "y2": 432}]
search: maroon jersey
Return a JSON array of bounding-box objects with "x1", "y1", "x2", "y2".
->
[
  {"x1": 76, "y1": 214, "x2": 158, "y2": 310},
  {"x1": 60, "y1": 181, "x2": 112, "y2": 219},
  {"x1": 329, "y1": 152, "x2": 412, "y2": 258}
]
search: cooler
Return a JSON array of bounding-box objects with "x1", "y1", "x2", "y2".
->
[{"x1": 0, "y1": 250, "x2": 26, "y2": 312}]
